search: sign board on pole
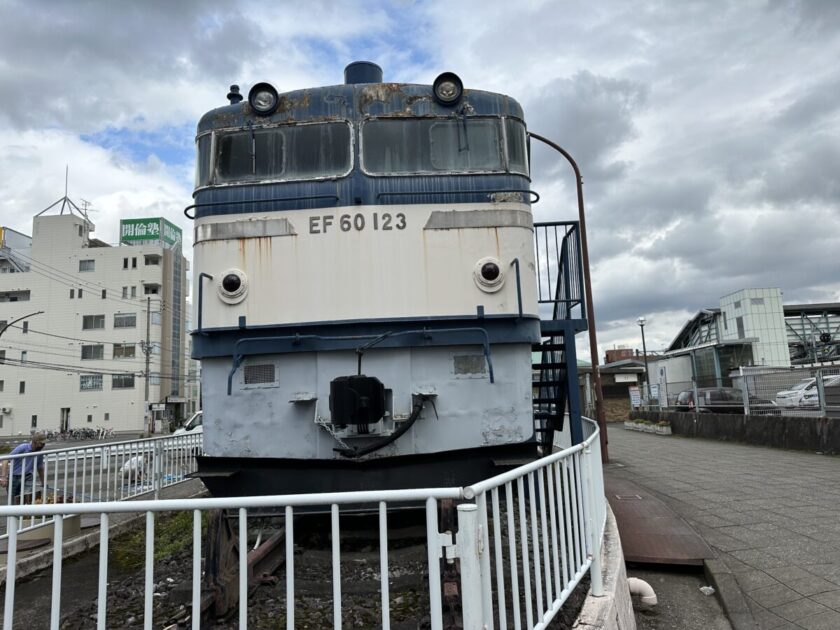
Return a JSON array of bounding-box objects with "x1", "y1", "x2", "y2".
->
[{"x1": 629, "y1": 385, "x2": 641, "y2": 409}]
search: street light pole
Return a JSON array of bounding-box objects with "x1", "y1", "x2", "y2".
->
[
  {"x1": 637, "y1": 317, "x2": 650, "y2": 399},
  {"x1": 528, "y1": 131, "x2": 609, "y2": 461}
]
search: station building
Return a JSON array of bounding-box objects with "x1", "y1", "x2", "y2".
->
[
  {"x1": 648, "y1": 288, "x2": 840, "y2": 400},
  {"x1": 0, "y1": 199, "x2": 188, "y2": 436}
]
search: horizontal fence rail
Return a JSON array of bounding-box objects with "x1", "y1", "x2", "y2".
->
[
  {"x1": 0, "y1": 432, "x2": 202, "y2": 538},
  {"x1": 0, "y1": 420, "x2": 605, "y2": 630}
]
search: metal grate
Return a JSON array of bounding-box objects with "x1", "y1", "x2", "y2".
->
[{"x1": 244, "y1": 363, "x2": 276, "y2": 385}]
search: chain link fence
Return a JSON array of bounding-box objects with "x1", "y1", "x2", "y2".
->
[{"x1": 638, "y1": 366, "x2": 840, "y2": 417}]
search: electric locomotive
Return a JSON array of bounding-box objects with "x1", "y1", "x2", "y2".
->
[{"x1": 189, "y1": 62, "x2": 581, "y2": 496}]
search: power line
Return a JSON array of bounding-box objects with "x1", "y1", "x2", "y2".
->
[{"x1": 6, "y1": 248, "x2": 181, "y2": 315}]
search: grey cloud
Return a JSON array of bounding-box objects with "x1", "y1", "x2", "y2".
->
[
  {"x1": 0, "y1": 2, "x2": 279, "y2": 131},
  {"x1": 760, "y1": 139, "x2": 840, "y2": 205},
  {"x1": 525, "y1": 71, "x2": 648, "y2": 186},
  {"x1": 774, "y1": 77, "x2": 840, "y2": 130}
]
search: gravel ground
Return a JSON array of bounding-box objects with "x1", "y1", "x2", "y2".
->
[
  {"x1": 630, "y1": 567, "x2": 731, "y2": 630},
  {"x1": 51, "y1": 513, "x2": 590, "y2": 629}
]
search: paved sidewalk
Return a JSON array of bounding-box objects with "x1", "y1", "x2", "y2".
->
[{"x1": 607, "y1": 428, "x2": 840, "y2": 630}]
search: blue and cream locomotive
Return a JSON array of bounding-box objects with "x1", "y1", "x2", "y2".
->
[{"x1": 189, "y1": 62, "x2": 585, "y2": 495}]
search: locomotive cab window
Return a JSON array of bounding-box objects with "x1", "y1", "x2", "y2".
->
[
  {"x1": 362, "y1": 117, "x2": 528, "y2": 176},
  {"x1": 505, "y1": 119, "x2": 529, "y2": 176},
  {"x1": 204, "y1": 122, "x2": 352, "y2": 185}
]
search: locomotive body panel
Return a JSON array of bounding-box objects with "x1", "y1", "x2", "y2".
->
[
  {"x1": 193, "y1": 202, "x2": 537, "y2": 331},
  {"x1": 201, "y1": 344, "x2": 534, "y2": 460}
]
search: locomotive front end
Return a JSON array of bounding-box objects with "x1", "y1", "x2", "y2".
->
[{"x1": 190, "y1": 64, "x2": 546, "y2": 495}]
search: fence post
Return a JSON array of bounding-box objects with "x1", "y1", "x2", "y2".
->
[
  {"x1": 816, "y1": 370, "x2": 827, "y2": 416},
  {"x1": 583, "y1": 444, "x2": 604, "y2": 597},
  {"x1": 457, "y1": 503, "x2": 485, "y2": 629},
  {"x1": 153, "y1": 441, "x2": 163, "y2": 500}
]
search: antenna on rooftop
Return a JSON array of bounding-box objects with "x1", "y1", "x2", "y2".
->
[{"x1": 36, "y1": 166, "x2": 88, "y2": 219}]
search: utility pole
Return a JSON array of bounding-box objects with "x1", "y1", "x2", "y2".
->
[
  {"x1": 143, "y1": 297, "x2": 152, "y2": 433},
  {"x1": 527, "y1": 132, "x2": 609, "y2": 461}
]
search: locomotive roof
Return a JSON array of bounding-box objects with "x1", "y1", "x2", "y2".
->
[{"x1": 197, "y1": 82, "x2": 525, "y2": 133}]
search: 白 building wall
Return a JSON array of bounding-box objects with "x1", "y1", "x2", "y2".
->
[{"x1": 0, "y1": 214, "x2": 186, "y2": 436}]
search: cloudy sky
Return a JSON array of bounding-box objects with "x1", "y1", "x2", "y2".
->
[{"x1": 1, "y1": 0, "x2": 838, "y2": 361}]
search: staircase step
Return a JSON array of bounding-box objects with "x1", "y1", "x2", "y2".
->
[
  {"x1": 533, "y1": 343, "x2": 566, "y2": 352},
  {"x1": 532, "y1": 397, "x2": 559, "y2": 404},
  {"x1": 533, "y1": 412, "x2": 563, "y2": 420},
  {"x1": 532, "y1": 362, "x2": 566, "y2": 370}
]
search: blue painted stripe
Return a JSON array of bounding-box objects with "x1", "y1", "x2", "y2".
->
[{"x1": 192, "y1": 315, "x2": 541, "y2": 359}]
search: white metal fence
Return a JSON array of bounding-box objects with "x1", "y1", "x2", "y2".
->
[
  {"x1": 0, "y1": 432, "x2": 202, "y2": 537},
  {"x1": 0, "y1": 420, "x2": 605, "y2": 630}
]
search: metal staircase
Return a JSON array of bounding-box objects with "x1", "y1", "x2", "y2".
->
[{"x1": 532, "y1": 222, "x2": 588, "y2": 448}]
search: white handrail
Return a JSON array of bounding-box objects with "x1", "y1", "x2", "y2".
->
[{"x1": 0, "y1": 420, "x2": 607, "y2": 630}]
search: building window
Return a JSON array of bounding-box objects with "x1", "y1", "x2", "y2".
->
[
  {"x1": 78, "y1": 288, "x2": 83, "y2": 298},
  {"x1": 0, "y1": 380, "x2": 3, "y2": 392},
  {"x1": 82, "y1": 315, "x2": 105, "y2": 330},
  {"x1": 104, "y1": 412, "x2": 110, "y2": 422},
  {"x1": 78, "y1": 225, "x2": 83, "y2": 237},
  {"x1": 101, "y1": 289, "x2": 106, "y2": 299},
  {"x1": 70, "y1": 289, "x2": 75, "y2": 299},
  {"x1": 114, "y1": 313, "x2": 137, "y2": 328},
  {"x1": 144, "y1": 254, "x2": 161, "y2": 266},
  {"x1": 22, "y1": 321, "x2": 28, "y2": 333},
  {"x1": 123, "y1": 258, "x2": 128, "y2": 269},
  {"x1": 20, "y1": 351, "x2": 27, "y2": 363},
  {"x1": 151, "y1": 311, "x2": 162, "y2": 325},
  {"x1": 79, "y1": 259, "x2": 95, "y2": 272},
  {"x1": 122, "y1": 286, "x2": 128, "y2": 298},
  {"x1": 112, "y1": 374, "x2": 135, "y2": 389},
  {"x1": 81, "y1": 344, "x2": 105, "y2": 360},
  {"x1": 113, "y1": 343, "x2": 136, "y2": 359},
  {"x1": 31, "y1": 415, "x2": 37, "y2": 428},
  {"x1": 80, "y1": 374, "x2": 103, "y2": 391},
  {"x1": 734, "y1": 300, "x2": 741, "y2": 309},
  {"x1": 132, "y1": 257, "x2": 137, "y2": 269},
  {"x1": 144, "y1": 284, "x2": 160, "y2": 295},
  {"x1": 87, "y1": 414, "x2": 93, "y2": 423},
  {"x1": 736, "y1": 316, "x2": 745, "y2": 340},
  {"x1": 19, "y1": 381, "x2": 25, "y2": 394},
  {"x1": 0, "y1": 350, "x2": 5, "y2": 363},
  {"x1": 750, "y1": 297, "x2": 764, "y2": 306},
  {"x1": 0, "y1": 291, "x2": 30, "y2": 302},
  {"x1": 130, "y1": 286, "x2": 137, "y2": 298},
  {"x1": 150, "y1": 372, "x2": 161, "y2": 385}
]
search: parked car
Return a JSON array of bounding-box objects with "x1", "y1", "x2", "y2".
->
[
  {"x1": 174, "y1": 411, "x2": 203, "y2": 436},
  {"x1": 675, "y1": 388, "x2": 776, "y2": 414},
  {"x1": 775, "y1": 378, "x2": 816, "y2": 407},
  {"x1": 798, "y1": 375, "x2": 840, "y2": 408}
]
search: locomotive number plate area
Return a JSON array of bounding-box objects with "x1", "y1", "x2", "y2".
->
[{"x1": 309, "y1": 212, "x2": 407, "y2": 234}]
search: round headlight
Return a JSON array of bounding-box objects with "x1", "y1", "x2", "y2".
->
[
  {"x1": 248, "y1": 82, "x2": 279, "y2": 116},
  {"x1": 222, "y1": 273, "x2": 242, "y2": 293},
  {"x1": 433, "y1": 72, "x2": 464, "y2": 106},
  {"x1": 218, "y1": 268, "x2": 248, "y2": 304},
  {"x1": 473, "y1": 257, "x2": 505, "y2": 292}
]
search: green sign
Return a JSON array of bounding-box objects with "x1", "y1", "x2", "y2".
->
[{"x1": 120, "y1": 218, "x2": 182, "y2": 249}]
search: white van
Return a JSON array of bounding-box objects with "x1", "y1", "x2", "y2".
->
[{"x1": 174, "y1": 411, "x2": 203, "y2": 435}]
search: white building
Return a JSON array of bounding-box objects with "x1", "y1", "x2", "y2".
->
[{"x1": 0, "y1": 200, "x2": 187, "y2": 436}]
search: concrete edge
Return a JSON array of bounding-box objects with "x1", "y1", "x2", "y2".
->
[
  {"x1": 574, "y1": 504, "x2": 636, "y2": 630},
  {"x1": 703, "y1": 557, "x2": 760, "y2": 630},
  {"x1": 0, "y1": 480, "x2": 207, "y2": 587}
]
